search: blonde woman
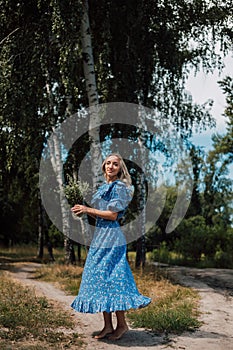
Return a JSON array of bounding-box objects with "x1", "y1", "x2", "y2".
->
[{"x1": 71, "y1": 154, "x2": 151, "y2": 340}]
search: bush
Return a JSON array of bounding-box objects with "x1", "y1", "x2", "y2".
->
[
  {"x1": 150, "y1": 242, "x2": 170, "y2": 264},
  {"x1": 174, "y1": 216, "x2": 207, "y2": 262}
]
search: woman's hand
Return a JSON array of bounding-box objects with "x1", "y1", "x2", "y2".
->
[
  {"x1": 71, "y1": 204, "x2": 117, "y2": 221},
  {"x1": 71, "y1": 204, "x2": 87, "y2": 216}
]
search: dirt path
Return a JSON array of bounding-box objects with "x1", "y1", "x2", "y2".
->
[{"x1": 7, "y1": 263, "x2": 233, "y2": 350}]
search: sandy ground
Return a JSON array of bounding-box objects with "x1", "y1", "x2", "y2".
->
[{"x1": 5, "y1": 263, "x2": 233, "y2": 350}]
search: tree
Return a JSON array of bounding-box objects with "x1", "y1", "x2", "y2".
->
[
  {"x1": 203, "y1": 77, "x2": 233, "y2": 227},
  {"x1": 174, "y1": 216, "x2": 207, "y2": 262},
  {"x1": 81, "y1": 0, "x2": 103, "y2": 190},
  {"x1": 0, "y1": 0, "x2": 84, "y2": 252},
  {"x1": 1, "y1": 0, "x2": 232, "y2": 255},
  {"x1": 88, "y1": 0, "x2": 232, "y2": 266},
  {"x1": 216, "y1": 76, "x2": 233, "y2": 164}
]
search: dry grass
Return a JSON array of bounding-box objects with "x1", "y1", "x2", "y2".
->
[
  {"x1": 0, "y1": 271, "x2": 84, "y2": 350},
  {"x1": 33, "y1": 262, "x2": 201, "y2": 334},
  {"x1": 33, "y1": 264, "x2": 83, "y2": 295},
  {"x1": 0, "y1": 245, "x2": 201, "y2": 335}
]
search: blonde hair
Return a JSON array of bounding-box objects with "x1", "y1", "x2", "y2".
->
[{"x1": 102, "y1": 153, "x2": 132, "y2": 187}]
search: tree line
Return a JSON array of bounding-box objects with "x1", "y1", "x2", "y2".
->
[{"x1": 0, "y1": 0, "x2": 232, "y2": 266}]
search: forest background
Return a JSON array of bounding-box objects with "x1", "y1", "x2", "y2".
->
[{"x1": 0, "y1": 0, "x2": 232, "y2": 268}]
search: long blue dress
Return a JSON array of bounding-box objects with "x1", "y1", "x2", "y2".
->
[{"x1": 71, "y1": 180, "x2": 151, "y2": 314}]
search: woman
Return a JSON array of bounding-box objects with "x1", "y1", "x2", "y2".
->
[{"x1": 71, "y1": 153, "x2": 151, "y2": 340}]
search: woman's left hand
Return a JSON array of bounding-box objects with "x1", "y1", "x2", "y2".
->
[{"x1": 71, "y1": 204, "x2": 87, "y2": 215}]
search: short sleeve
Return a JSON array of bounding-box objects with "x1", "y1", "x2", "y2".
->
[{"x1": 107, "y1": 181, "x2": 133, "y2": 213}]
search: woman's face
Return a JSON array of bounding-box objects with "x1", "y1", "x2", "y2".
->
[{"x1": 105, "y1": 155, "x2": 121, "y2": 181}]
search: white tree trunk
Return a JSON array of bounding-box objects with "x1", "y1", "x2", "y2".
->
[
  {"x1": 81, "y1": 0, "x2": 102, "y2": 190},
  {"x1": 47, "y1": 130, "x2": 70, "y2": 239},
  {"x1": 45, "y1": 81, "x2": 75, "y2": 263},
  {"x1": 135, "y1": 105, "x2": 147, "y2": 268}
]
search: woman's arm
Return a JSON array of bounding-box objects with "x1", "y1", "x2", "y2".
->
[{"x1": 71, "y1": 204, "x2": 118, "y2": 221}]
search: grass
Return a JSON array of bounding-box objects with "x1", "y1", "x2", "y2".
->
[
  {"x1": 33, "y1": 263, "x2": 201, "y2": 335},
  {"x1": 147, "y1": 247, "x2": 233, "y2": 269},
  {"x1": 0, "y1": 271, "x2": 84, "y2": 350},
  {"x1": 0, "y1": 244, "x2": 68, "y2": 264},
  {"x1": 127, "y1": 266, "x2": 201, "y2": 334},
  {"x1": 33, "y1": 264, "x2": 83, "y2": 296},
  {"x1": 0, "y1": 245, "x2": 40, "y2": 262},
  {"x1": 0, "y1": 245, "x2": 202, "y2": 336},
  {"x1": 0, "y1": 244, "x2": 88, "y2": 267}
]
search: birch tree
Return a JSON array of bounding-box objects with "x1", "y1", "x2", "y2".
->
[
  {"x1": 1, "y1": 0, "x2": 232, "y2": 253},
  {"x1": 81, "y1": 0, "x2": 103, "y2": 190},
  {"x1": 43, "y1": 73, "x2": 76, "y2": 264},
  {"x1": 135, "y1": 106, "x2": 147, "y2": 268},
  {"x1": 47, "y1": 128, "x2": 76, "y2": 264}
]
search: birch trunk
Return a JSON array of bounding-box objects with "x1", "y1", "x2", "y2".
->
[
  {"x1": 45, "y1": 79, "x2": 75, "y2": 264},
  {"x1": 135, "y1": 106, "x2": 147, "y2": 268},
  {"x1": 66, "y1": 95, "x2": 90, "y2": 250},
  {"x1": 47, "y1": 130, "x2": 76, "y2": 264},
  {"x1": 81, "y1": 0, "x2": 102, "y2": 190}
]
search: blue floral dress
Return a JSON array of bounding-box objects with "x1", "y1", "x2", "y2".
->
[{"x1": 71, "y1": 180, "x2": 151, "y2": 314}]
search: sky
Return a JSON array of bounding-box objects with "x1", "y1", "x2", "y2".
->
[
  {"x1": 186, "y1": 53, "x2": 232, "y2": 145},
  {"x1": 185, "y1": 53, "x2": 233, "y2": 179}
]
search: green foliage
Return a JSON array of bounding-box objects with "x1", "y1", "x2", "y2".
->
[
  {"x1": 0, "y1": 0, "x2": 232, "y2": 248},
  {"x1": 150, "y1": 242, "x2": 170, "y2": 264},
  {"x1": 213, "y1": 227, "x2": 233, "y2": 268},
  {"x1": 47, "y1": 224, "x2": 64, "y2": 247},
  {"x1": 146, "y1": 186, "x2": 179, "y2": 249},
  {"x1": 148, "y1": 223, "x2": 233, "y2": 268},
  {"x1": 201, "y1": 78, "x2": 233, "y2": 227},
  {"x1": 147, "y1": 74, "x2": 232, "y2": 267},
  {"x1": 217, "y1": 76, "x2": 233, "y2": 163},
  {"x1": 174, "y1": 217, "x2": 233, "y2": 265},
  {"x1": 174, "y1": 216, "x2": 207, "y2": 262}
]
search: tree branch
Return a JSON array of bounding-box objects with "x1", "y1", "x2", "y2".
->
[{"x1": 0, "y1": 27, "x2": 20, "y2": 46}]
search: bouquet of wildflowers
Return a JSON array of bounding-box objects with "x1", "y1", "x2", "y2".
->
[{"x1": 64, "y1": 175, "x2": 89, "y2": 218}]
